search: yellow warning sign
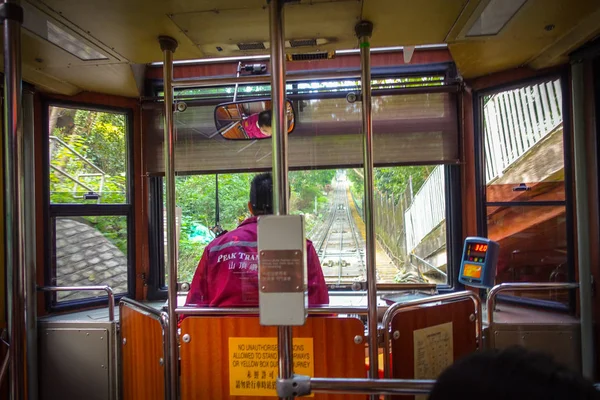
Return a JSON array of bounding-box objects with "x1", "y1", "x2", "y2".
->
[{"x1": 229, "y1": 337, "x2": 314, "y2": 396}]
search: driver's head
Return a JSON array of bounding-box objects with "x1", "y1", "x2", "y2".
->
[
  {"x1": 249, "y1": 172, "x2": 273, "y2": 216},
  {"x1": 257, "y1": 110, "x2": 272, "y2": 137}
]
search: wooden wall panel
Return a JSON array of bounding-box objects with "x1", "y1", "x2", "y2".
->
[
  {"x1": 120, "y1": 305, "x2": 165, "y2": 400},
  {"x1": 180, "y1": 316, "x2": 366, "y2": 400},
  {"x1": 390, "y1": 299, "x2": 477, "y2": 400}
]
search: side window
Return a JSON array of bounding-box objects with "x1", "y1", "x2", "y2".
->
[
  {"x1": 480, "y1": 78, "x2": 571, "y2": 306},
  {"x1": 47, "y1": 105, "x2": 132, "y2": 304}
]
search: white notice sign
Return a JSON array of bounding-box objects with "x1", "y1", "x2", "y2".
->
[{"x1": 413, "y1": 322, "x2": 453, "y2": 400}]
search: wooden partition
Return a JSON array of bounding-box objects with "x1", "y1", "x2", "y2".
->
[
  {"x1": 390, "y1": 299, "x2": 478, "y2": 400},
  {"x1": 180, "y1": 316, "x2": 366, "y2": 400},
  {"x1": 120, "y1": 303, "x2": 166, "y2": 400}
]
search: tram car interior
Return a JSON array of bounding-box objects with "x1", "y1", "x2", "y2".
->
[{"x1": 1, "y1": 0, "x2": 600, "y2": 399}]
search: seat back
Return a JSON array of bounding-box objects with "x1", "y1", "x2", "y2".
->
[
  {"x1": 390, "y1": 298, "x2": 478, "y2": 400},
  {"x1": 180, "y1": 316, "x2": 366, "y2": 400}
]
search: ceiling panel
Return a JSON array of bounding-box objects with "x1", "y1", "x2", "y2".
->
[
  {"x1": 4, "y1": 0, "x2": 598, "y2": 97},
  {"x1": 362, "y1": 0, "x2": 470, "y2": 46},
  {"x1": 171, "y1": 0, "x2": 362, "y2": 57},
  {"x1": 40, "y1": 63, "x2": 140, "y2": 97},
  {"x1": 447, "y1": 0, "x2": 600, "y2": 78},
  {"x1": 36, "y1": 0, "x2": 205, "y2": 63}
]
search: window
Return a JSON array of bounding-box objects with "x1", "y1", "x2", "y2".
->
[
  {"x1": 46, "y1": 104, "x2": 133, "y2": 306},
  {"x1": 477, "y1": 77, "x2": 573, "y2": 308},
  {"x1": 160, "y1": 166, "x2": 450, "y2": 288},
  {"x1": 146, "y1": 73, "x2": 460, "y2": 297}
]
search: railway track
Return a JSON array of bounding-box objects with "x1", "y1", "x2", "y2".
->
[{"x1": 311, "y1": 178, "x2": 366, "y2": 284}]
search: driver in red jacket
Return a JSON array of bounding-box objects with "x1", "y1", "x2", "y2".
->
[{"x1": 184, "y1": 172, "x2": 329, "y2": 309}]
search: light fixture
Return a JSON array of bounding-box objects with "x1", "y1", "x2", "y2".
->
[
  {"x1": 150, "y1": 44, "x2": 448, "y2": 66},
  {"x1": 21, "y1": 0, "x2": 109, "y2": 61},
  {"x1": 466, "y1": 0, "x2": 528, "y2": 37}
]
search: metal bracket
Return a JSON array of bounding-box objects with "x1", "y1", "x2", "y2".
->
[
  {"x1": 0, "y1": 3, "x2": 23, "y2": 24},
  {"x1": 276, "y1": 374, "x2": 311, "y2": 398}
]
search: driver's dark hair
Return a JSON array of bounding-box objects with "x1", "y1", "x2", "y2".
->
[
  {"x1": 258, "y1": 110, "x2": 272, "y2": 129},
  {"x1": 428, "y1": 346, "x2": 600, "y2": 400},
  {"x1": 250, "y1": 172, "x2": 273, "y2": 215}
]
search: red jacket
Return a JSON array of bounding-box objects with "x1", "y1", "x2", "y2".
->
[
  {"x1": 184, "y1": 217, "x2": 329, "y2": 308},
  {"x1": 242, "y1": 113, "x2": 269, "y2": 139}
]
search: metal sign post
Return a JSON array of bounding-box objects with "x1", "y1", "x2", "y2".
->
[
  {"x1": 2, "y1": 1, "x2": 26, "y2": 399},
  {"x1": 355, "y1": 21, "x2": 379, "y2": 394},
  {"x1": 159, "y1": 35, "x2": 179, "y2": 400}
]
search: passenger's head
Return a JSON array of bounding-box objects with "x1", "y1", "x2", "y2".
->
[
  {"x1": 257, "y1": 110, "x2": 272, "y2": 137},
  {"x1": 249, "y1": 172, "x2": 273, "y2": 215},
  {"x1": 428, "y1": 346, "x2": 599, "y2": 400}
]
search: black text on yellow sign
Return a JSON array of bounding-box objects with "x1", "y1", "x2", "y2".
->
[{"x1": 229, "y1": 337, "x2": 314, "y2": 396}]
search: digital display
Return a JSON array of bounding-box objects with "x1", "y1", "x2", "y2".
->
[
  {"x1": 462, "y1": 264, "x2": 482, "y2": 279},
  {"x1": 472, "y1": 244, "x2": 488, "y2": 252},
  {"x1": 465, "y1": 242, "x2": 488, "y2": 263}
]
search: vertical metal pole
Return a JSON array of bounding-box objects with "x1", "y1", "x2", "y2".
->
[
  {"x1": 3, "y1": 1, "x2": 26, "y2": 399},
  {"x1": 159, "y1": 35, "x2": 179, "y2": 400},
  {"x1": 269, "y1": 1, "x2": 293, "y2": 398},
  {"x1": 23, "y1": 89, "x2": 38, "y2": 400},
  {"x1": 356, "y1": 21, "x2": 378, "y2": 391},
  {"x1": 571, "y1": 61, "x2": 595, "y2": 379}
]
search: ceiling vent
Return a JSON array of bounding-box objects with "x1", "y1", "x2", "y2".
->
[
  {"x1": 286, "y1": 51, "x2": 334, "y2": 61},
  {"x1": 289, "y1": 38, "x2": 317, "y2": 48},
  {"x1": 237, "y1": 42, "x2": 266, "y2": 51}
]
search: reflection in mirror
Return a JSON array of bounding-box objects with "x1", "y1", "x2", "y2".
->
[{"x1": 214, "y1": 99, "x2": 295, "y2": 140}]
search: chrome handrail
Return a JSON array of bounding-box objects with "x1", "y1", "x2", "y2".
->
[
  {"x1": 120, "y1": 298, "x2": 170, "y2": 400},
  {"x1": 486, "y1": 282, "x2": 579, "y2": 327},
  {"x1": 175, "y1": 306, "x2": 369, "y2": 316},
  {"x1": 37, "y1": 285, "x2": 115, "y2": 322},
  {"x1": 311, "y1": 378, "x2": 435, "y2": 395},
  {"x1": 381, "y1": 291, "x2": 482, "y2": 380}
]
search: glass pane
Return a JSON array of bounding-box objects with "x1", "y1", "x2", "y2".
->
[
  {"x1": 167, "y1": 166, "x2": 448, "y2": 287},
  {"x1": 166, "y1": 174, "x2": 253, "y2": 284},
  {"x1": 487, "y1": 205, "x2": 569, "y2": 305},
  {"x1": 483, "y1": 79, "x2": 565, "y2": 202},
  {"x1": 54, "y1": 216, "x2": 128, "y2": 302},
  {"x1": 49, "y1": 106, "x2": 128, "y2": 204},
  {"x1": 347, "y1": 166, "x2": 448, "y2": 285}
]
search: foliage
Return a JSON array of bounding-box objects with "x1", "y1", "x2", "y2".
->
[
  {"x1": 174, "y1": 170, "x2": 335, "y2": 282},
  {"x1": 347, "y1": 166, "x2": 433, "y2": 208}
]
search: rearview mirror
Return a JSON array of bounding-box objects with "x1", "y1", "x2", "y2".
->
[{"x1": 214, "y1": 99, "x2": 295, "y2": 140}]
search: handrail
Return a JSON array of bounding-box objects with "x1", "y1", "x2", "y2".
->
[
  {"x1": 49, "y1": 136, "x2": 106, "y2": 175},
  {"x1": 37, "y1": 286, "x2": 115, "y2": 322},
  {"x1": 120, "y1": 297, "x2": 165, "y2": 323},
  {"x1": 310, "y1": 378, "x2": 435, "y2": 395},
  {"x1": 120, "y1": 298, "x2": 171, "y2": 400},
  {"x1": 381, "y1": 291, "x2": 482, "y2": 380},
  {"x1": 486, "y1": 282, "x2": 579, "y2": 327},
  {"x1": 410, "y1": 253, "x2": 448, "y2": 278},
  {"x1": 175, "y1": 306, "x2": 369, "y2": 316}
]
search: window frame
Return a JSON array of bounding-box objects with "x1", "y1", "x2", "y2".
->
[
  {"x1": 473, "y1": 71, "x2": 576, "y2": 313},
  {"x1": 146, "y1": 164, "x2": 463, "y2": 300},
  {"x1": 42, "y1": 98, "x2": 136, "y2": 312}
]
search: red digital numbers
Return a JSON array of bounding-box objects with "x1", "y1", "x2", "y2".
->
[{"x1": 472, "y1": 243, "x2": 488, "y2": 252}]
